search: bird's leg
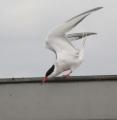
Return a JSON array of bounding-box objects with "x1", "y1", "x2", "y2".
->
[
  {"x1": 42, "y1": 77, "x2": 48, "y2": 84},
  {"x1": 62, "y1": 69, "x2": 72, "y2": 78}
]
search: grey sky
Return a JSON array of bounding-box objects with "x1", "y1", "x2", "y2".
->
[{"x1": 0, "y1": 0, "x2": 116, "y2": 78}]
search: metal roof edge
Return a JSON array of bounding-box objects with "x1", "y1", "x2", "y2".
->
[{"x1": 0, "y1": 75, "x2": 117, "y2": 84}]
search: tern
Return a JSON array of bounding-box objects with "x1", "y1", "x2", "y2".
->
[{"x1": 43, "y1": 7, "x2": 103, "y2": 83}]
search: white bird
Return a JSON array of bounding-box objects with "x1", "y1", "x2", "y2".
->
[{"x1": 43, "y1": 7, "x2": 103, "y2": 82}]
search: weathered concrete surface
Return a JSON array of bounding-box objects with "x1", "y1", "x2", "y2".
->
[{"x1": 0, "y1": 81, "x2": 117, "y2": 120}]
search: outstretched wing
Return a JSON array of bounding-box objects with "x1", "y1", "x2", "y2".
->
[
  {"x1": 46, "y1": 7, "x2": 103, "y2": 59},
  {"x1": 49, "y1": 7, "x2": 103, "y2": 36}
]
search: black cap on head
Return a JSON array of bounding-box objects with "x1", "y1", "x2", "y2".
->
[{"x1": 46, "y1": 65, "x2": 55, "y2": 77}]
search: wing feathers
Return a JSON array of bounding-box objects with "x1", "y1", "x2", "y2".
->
[
  {"x1": 50, "y1": 7, "x2": 103, "y2": 36},
  {"x1": 67, "y1": 32, "x2": 97, "y2": 41},
  {"x1": 67, "y1": 7, "x2": 103, "y2": 22},
  {"x1": 46, "y1": 7, "x2": 103, "y2": 59}
]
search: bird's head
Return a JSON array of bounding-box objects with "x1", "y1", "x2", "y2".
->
[{"x1": 43, "y1": 64, "x2": 57, "y2": 83}]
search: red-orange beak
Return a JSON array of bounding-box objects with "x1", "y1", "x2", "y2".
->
[{"x1": 42, "y1": 76, "x2": 48, "y2": 83}]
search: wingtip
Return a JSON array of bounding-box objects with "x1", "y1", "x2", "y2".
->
[
  {"x1": 91, "y1": 32, "x2": 97, "y2": 35},
  {"x1": 97, "y1": 6, "x2": 104, "y2": 10},
  {"x1": 89, "y1": 6, "x2": 103, "y2": 13},
  {"x1": 86, "y1": 32, "x2": 97, "y2": 36}
]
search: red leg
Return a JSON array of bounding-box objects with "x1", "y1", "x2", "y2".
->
[
  {"x1": 42, "y1": 77, "x2": 48, "y2": 83},
  {"x1": 62, "y1": 69, "x2": 72, "y2": 78}
]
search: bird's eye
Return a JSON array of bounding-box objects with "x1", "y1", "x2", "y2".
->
[{"x1": 46, "y1": 65, "x2": 55, "y2": 77}]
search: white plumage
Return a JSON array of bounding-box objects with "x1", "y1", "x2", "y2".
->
[{"x1": 43, "y1": 7, "x2": 103, "y2": 82}]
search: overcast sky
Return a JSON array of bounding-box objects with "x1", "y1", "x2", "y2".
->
[{"x1": 0, "y1": 0, "x2": 116, "y2": 78}]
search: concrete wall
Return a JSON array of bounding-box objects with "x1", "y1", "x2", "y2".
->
[{"x1": 0, "y1": 81, "x2": 117, "y2": 120}]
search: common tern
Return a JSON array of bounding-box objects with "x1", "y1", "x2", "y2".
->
[{"x1": 43, "y1": 7, "x2": 103, "y2": 83}]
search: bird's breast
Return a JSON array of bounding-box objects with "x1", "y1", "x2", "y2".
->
[{"x1": 57, "y1": 50, "x2": 84, "y2": 71}]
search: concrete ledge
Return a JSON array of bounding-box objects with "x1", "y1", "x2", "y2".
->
[
  {"x1": 0, "y1": 75, "x2": 117, "y2": 84},
  {"x1": 0, "y1": 75, "x2": 117, "y2": 119}
]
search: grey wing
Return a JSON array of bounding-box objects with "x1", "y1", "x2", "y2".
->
[
  {"x1": 66, "y1": 32, "x2": 97, "y2": 41},
  {"x1": 50, "y1": 7, "x2": 103, "y2": 36},
  {"x1": 46, "y1": 7, "x2": 103, "y2": 58},
  {"x1": 46, "y1": 36, "x2": 77, "y2": 59}
]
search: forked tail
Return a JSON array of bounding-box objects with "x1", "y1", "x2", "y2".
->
[{"x1": 81, "y1": 32, "x2": 88, "y2": 50}]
